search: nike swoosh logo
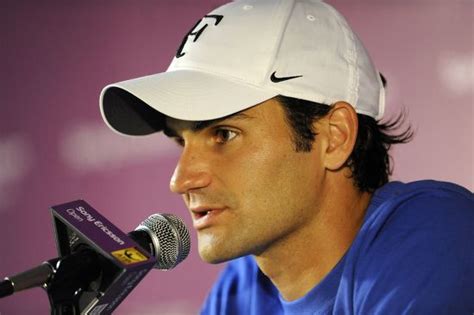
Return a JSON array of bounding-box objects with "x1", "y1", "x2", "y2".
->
[{"x1": 270, "y1": 71, "x2": 303, "y2": 83}]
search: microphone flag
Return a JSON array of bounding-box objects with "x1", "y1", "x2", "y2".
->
[{"x1": 49, "y1": 200, "x2": 157, "y2": 314}]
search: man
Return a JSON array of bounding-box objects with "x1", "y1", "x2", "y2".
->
[{"x1": 100, "y1": 0, "x2": 474, "y2": 314}]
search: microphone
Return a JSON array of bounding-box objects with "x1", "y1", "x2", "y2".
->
[{"x1": 0, "y1": 212, "x2": 190, "y2": 303}]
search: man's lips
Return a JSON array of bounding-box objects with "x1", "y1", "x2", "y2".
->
[
  {"x1": 190, "y1": 206, "x2": 226, "y2": 219},
  {"x1": 189, "y1": 206, "x2": 227, "y2": 229}
]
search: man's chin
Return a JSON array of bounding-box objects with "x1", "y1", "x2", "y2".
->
[
  {"x1": 198, "y1": 248, "x2": 234, "y2": 264},
  {"x1": 197, "y1": 243, "x2": 245, "y2": 264},
  {"x1": 196, "y1": 230, "x2": 251, "y2": 263}
]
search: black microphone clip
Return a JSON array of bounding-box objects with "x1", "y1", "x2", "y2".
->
[{"x1": 47, "y1": 200, "x2": 157, "y2": 315}]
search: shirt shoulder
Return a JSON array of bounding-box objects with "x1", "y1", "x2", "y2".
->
[{"x1": 349, "y1": 180, "x2": 474, "y2": 314}]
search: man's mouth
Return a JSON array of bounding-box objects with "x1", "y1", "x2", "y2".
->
[
  {"x1": 190, "y1": 207, "x2": 226, "y2": 230},
  {"x1": 193, "y1": 210, "x2": 211, "y2": 219}
]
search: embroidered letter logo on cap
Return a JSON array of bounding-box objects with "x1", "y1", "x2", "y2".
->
[{"x1": 176, "y1": 14, "x2": 224, "y2": 58}]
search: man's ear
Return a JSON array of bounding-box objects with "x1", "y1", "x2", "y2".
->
[{"x1": 322, "y1": 102, "x2": 358, "y2": 171}]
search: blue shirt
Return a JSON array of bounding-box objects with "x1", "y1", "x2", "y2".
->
[{"x1": 201, "y1": 180, "x2": 474, "y2": 314}]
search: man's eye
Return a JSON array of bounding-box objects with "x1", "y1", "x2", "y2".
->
[{"x1": 214, "y1": 129, "x2": 238, "y2": 144}]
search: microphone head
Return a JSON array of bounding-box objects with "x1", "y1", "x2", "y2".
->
[{"x1": 135, "y1": 214, "x2": 191, "y2": 270}]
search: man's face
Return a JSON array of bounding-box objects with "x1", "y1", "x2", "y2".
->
[{"x1": 165, "y1": 98, "x2": 325, "y2": 263}]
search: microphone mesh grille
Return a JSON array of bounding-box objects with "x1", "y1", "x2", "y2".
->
[
  {"x1": 162, "y1": 214, "x2": 191, "y2": 267},
  {"x1": 137, "y1": 213, "x2": 191, "y2": 270}
]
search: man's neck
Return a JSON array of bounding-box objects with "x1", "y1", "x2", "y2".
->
[{"x1": 254, "y1": 181, "x2": 372, "y2": 301}]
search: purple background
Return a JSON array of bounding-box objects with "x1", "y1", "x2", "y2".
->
[{"x1": 1, "y1": 0, "x2": 472, "y2": 314}]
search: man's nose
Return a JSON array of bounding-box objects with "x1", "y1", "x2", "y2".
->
[{"x1": 169, "y1": 147, "x2": 212, "y2": 194}]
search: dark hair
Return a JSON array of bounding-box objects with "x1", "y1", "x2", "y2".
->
[{"x1": 277, "y1": 94, "x2": 413, "y2": 192}]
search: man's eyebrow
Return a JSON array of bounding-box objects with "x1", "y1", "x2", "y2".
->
[
  {"x1": 164, "y1": 112, "x2": 253, "y2": 137},
  {"x1": 192, "y1": 112, "x2": 253, "y2": 131}
]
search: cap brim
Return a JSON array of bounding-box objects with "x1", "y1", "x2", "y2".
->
[{"x1": 100, "y1": 69, "x2": 277, "y2": 136}]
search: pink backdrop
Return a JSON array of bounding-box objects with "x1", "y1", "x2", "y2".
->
[{"x1": 1, "y1": 0, "x2": 472, "y2": 314}]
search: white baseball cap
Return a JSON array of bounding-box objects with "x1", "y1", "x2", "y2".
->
[{"x1": 100, "y1": 0, "x2": 385, "y2": 136}]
